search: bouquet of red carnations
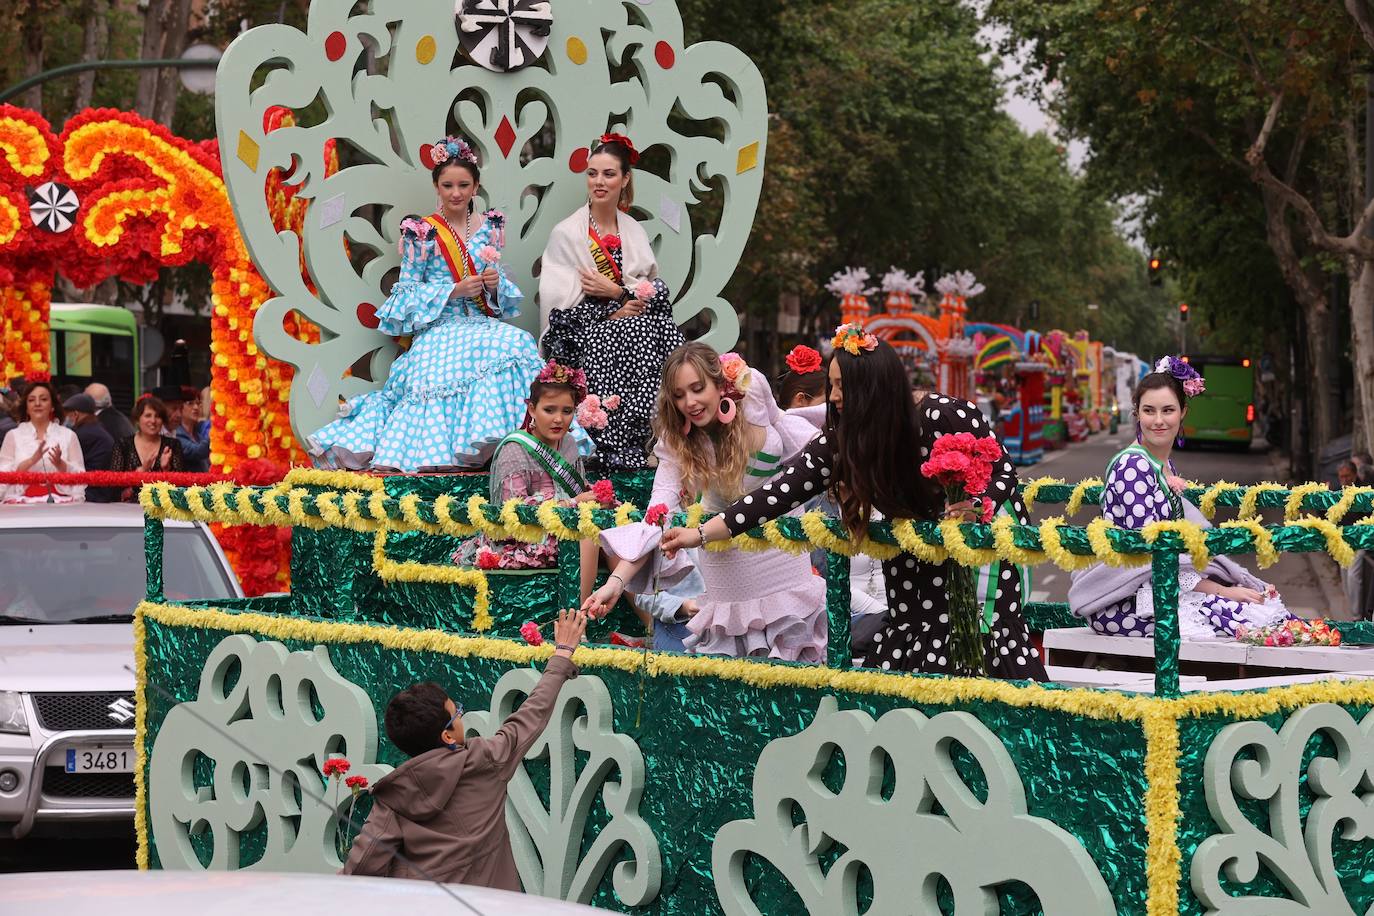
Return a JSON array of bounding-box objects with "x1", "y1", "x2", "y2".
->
[
  {"x1": 1234, "y1": 618, "x2": 1342, "y2": 648},
  {"x1": 919, "y1": 431, "x2": 1003, "y2": 675}
]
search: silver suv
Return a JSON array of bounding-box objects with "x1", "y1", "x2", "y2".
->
[{"x1": 0, "y1": 503, "x2": 242, "y2": 839}]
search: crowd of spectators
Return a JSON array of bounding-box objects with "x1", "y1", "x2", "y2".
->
[{"x1": 0, "y1": 377, "x2": 212, "y2": 504}]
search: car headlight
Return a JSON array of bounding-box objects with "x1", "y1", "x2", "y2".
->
[{"x1": 0, "y1": 691, "x2": 27, "y2": 734}]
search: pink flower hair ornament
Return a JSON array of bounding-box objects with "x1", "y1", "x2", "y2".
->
[
  {"x1": 832, "y1": 322, "x2": 879, "y2": 356},
  {"x1": 533, "y1": 361, "x2": 589, "y2": 404},
  {"x1": 429, "y1": 136, "x2": 479, "y2": 167}
]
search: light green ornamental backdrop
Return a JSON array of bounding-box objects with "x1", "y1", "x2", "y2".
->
[{"x1": 214, "y1": 0, "x2": 768, "y2": 446}]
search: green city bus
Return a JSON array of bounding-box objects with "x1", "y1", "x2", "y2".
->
[
  {"x1": 1179, "y1": 354, "x2": 1254, "y2": 449},
  {"x1": 48, "y1": 303, "x2": 141, "y2": 412}
]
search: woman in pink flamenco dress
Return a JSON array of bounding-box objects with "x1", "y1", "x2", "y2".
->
[{"x1": 582, "y1": 342, "x2": 826, "y2": 662}]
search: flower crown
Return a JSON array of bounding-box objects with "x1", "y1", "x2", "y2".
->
[
  {"x1": 784, "y1": 344, "x2": 823, "y2": 375},
  {"x1": 831, "y1": 322, "x2": 879, "y2": 356},
  {"x1": 534, "y1": 360, "x2": 588, "y2": 403},
  {"x1": 590, "y1": 132, "x2": 640, "y2": 166},
  {"x1": 430, "y1": 135, "x2": 479, "y2": 167},
  {"x1": 1154, "y1": 355, "x2": 1206, "y2": 398}
]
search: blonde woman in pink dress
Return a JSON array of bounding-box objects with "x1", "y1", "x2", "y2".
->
[{"x1": 582, "y1": 342, "x2": 826, "y2": 661}]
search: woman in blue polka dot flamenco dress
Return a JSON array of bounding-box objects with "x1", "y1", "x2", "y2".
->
[{"x1": 308, "y1": 135, "x2": 545, "y2": 471}]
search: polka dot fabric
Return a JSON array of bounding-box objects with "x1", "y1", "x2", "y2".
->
[
  {"x1": 1090, "y1": 447, "x2": 1291, "y2": 639},
  {"x1": 309, "y1": 217, "x2": 545, "y2": 470},
  {"x1": 542, "y1": 246, "x2": 683, "y2": 472},
  {"x1": 724, "y1": 394, "x2": 1047, "y2": 681}
]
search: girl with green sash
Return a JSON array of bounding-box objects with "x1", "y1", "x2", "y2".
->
[{"x1": 457, "y1": 363, "x2": 599, "y2": 570}]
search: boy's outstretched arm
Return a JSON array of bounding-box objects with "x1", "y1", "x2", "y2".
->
[{"x1": 480, "y1": 609, "x2": 587, "y2": 778}]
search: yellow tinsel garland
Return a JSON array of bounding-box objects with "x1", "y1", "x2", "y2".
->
[
  {"x1": 1238, "y1": 482, "x2": 1286, "y2": 520},
  {"x1": 1283, "y1": 482, "x2": 1330, "y2": 522},
  {"x1": 1325, "y1": 485, "x2": 1374, "y2": 525},
  {"x1": 1140, "y1": 520, "x2": 1211, "y2": 572},
  {"x1": 1287, "y1": 517, "x2": 1356, "y2": 567},
  {"x1": 1086, "y1": 517, "x2": 1150, "y2": 568},
  {"x1": 1038, "y1": 517, "x2": 1096, "y2": 571},
  {"x1": 938, "y1": 519, "x2": 997, "y2": 567},
  {"x1": 499, "y1": 497, "x2": 549, "y2": 544},
  {"x1": 1198, "y1": 481, "x2": 1242, "y2": 520},
  {"x1": 1218, "y1": 518, "x2": 1278, "y2": 569},
  {"x1": 369, "y1": 530, "x2": 492, "y2": 630},
  {"x1": 1020, "y1": 476, "x2": 1064, "y2": 508},
  {"x1": 1065, "y1": 477, "x2": 1103, "y2": 516}
]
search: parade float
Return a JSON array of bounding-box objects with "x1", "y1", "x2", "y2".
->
[
  {"x1": 832, "y1": 266, "x2": 977, "y2": 400},
  {"x1": 11, "y1": 0, "x2": 1367, "y2": 912},
  {"x1": 0, "y1": 104, "x2": 340, "y2": 593}
]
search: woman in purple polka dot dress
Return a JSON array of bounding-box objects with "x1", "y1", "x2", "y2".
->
[
  {"x1": 664, "y1": 331, "x2": 1047, "y2": 680},
  {"x1": 1068, "y1": 361, "x2": 1290, "y2": 639}
]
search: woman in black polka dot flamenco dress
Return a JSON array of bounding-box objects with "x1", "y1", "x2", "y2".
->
[{"x1": 663, "y1": 327, "x2": 1047, "y2": 680}]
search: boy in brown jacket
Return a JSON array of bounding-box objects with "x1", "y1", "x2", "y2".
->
[{"x1": 341, "y1": 608, "x2": 587, "y2": 888}]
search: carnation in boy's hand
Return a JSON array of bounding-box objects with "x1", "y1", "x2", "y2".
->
[{"x1": 520, "y1": 621, "x2": 543, "y2": 645}]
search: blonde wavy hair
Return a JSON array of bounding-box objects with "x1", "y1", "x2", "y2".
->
[{"x1": 652, "y1": 342, "x2": 751, "y2": 502}]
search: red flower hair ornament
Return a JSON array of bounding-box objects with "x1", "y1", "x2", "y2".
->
[
  {"x1": 591, "y1": 132, "x2": 640, "y2": 166},
  {"x1": 785, "y1": 345, "x2": 823, "y2": 375}
]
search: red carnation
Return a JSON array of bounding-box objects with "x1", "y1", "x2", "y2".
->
[
  {"x1": 476, "y1": 549, "x2": 501, "y2": 570},
  {"x1": 602, "y1": 234, "x2": 621, "y2": 250},
  {"x1": 520, "y1": 621, "x2": 544, "y2": 646},
  {"x1": 345, "y1": 775, "x2": 369, "y2": 790},
  {"x1": 785, "y1": 345, "x2": 823, "y2": 375},
  {"x1": 592, "y1": 479, "x2": 616, "y2": 506},
  {"x1": 645, "y1": 503, "x2": 670, "y2": 526},
  {"x1": 322, "y1": 757, "x2": 351, "y2": 778}
]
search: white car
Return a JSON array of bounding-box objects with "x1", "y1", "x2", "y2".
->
[
  {"x1": 1, "y1": 870, "x2": 610, "y2": 914},
  {"x1": 0, "y1": 503, "x2": 242, "y2": 839}
]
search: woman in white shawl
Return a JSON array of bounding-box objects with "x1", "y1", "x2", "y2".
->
[{"x1": 539, "y1": 133, "x2": 684, "y2": 473}]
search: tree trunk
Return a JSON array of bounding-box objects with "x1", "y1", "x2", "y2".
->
[
  {"x1": 133, "y1": 0, "x2": 171, "y2": 118},
  {"x1": 70, "y1": 0, "x2": 112, "y2": 116},
  {"x1": 1260, "y1": 186, "x2": 1337, "y2": 468},
  {"x1": 19, "y1": 0, "x2": 46, "y2": 114},
  {"x1": 150, "y1": 0, "x2": 193, "y2": 126},
  {"x1": 1351, "y1": 259, "x2": 1374, "y2": 457}
]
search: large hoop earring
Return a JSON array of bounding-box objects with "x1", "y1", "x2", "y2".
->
[{"x1": 718, "y1": 397, "x2": 737, "y2": 425}]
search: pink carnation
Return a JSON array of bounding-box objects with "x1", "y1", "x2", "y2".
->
[
  {"x1": 602, "y1": 394, "x2": 621, "y2": 410},
  {"x1": 520, "y1": 621, "x2": 543, "y2": 646},
  {"x1": 645, "y1": 503, "x2": 670, "y2": 526},
  {"x1": 979, "y1": 499, "x2": 995, "y2": 523},
  {"x1": 634, "y1": 280, "x2": 656, "y2": 301},
  {"x1": 478, "y1": 244, "x2": 500, "y2": 264},
  {"x1": 577, "y1": 396, "x2": 609, "y2": 429}
]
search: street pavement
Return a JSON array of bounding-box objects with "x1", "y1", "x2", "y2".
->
[{"x1": 1021, "y1": 432, "x2": 1348, "y2": 619}]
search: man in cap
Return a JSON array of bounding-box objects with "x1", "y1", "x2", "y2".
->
[{"x1": 62, "y1": 392, "x2": 116, "y2": 502}]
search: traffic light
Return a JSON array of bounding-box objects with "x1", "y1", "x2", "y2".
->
[
  {"x1": 1178, "y1": 302, "x2": 1189, "y2": 322},
  {"x1": 1148, "y1": 256, "x2": 1163, "y2": 286}
]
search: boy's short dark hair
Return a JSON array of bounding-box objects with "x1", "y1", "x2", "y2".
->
[{"x1": 385, "y1": 681, "x2": 452, "y2": 757}]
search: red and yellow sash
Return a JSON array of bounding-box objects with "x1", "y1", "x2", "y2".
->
[
  {"x1": 586, "y1": 223, "x2": 622, "y2": 285},
  {"x1": 424, "y1": 214, "x2": 498, "y2": 318}
]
